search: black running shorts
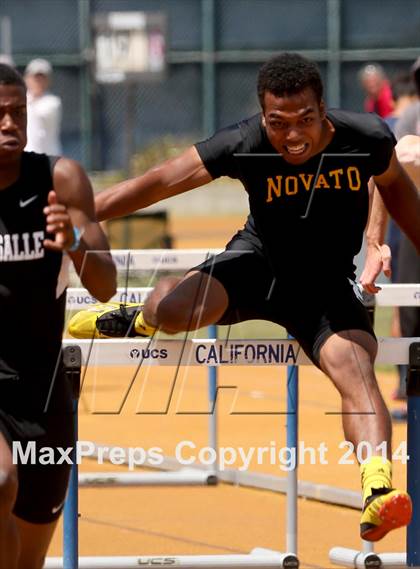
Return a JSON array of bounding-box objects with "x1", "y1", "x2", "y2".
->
[
  {"x1": 0, "y1": 369, "x2": 74, "y2": 524},
  {"x1": 192, "y1": 231, "x2": 376, "y2": 367}
]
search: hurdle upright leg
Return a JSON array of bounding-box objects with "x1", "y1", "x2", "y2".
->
[
  {"x1": 208, "y1": 324, "x2": 219, "y2": 480},
  {"x1": 330, "y1": 341, "x2": 420, "y2": 568},
  {"x1": 62, "y1": 345, "x2": 82, "y2": 569},
  {"x1": 63, "y1": 414, "x2": 79, "y2": 569},
  {"x1": 406, "y1": 342, "x2": 420, "y2": 567},
  {"x1": 286, "y1": 352, "x2": 298, "y2": 555}
]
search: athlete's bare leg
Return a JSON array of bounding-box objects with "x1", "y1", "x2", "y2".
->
[
  {"x1": 144, "y1": 270, "x2": 229, "y2": 333},
  {"x1": 0, "y1": 433, "x2": 19, "y2": 569},
  {"x1": 15, "y1": 517, "x2": 58, "y2": 569},
  {"x1": 319, "y1": 330, "x2": 392, "y2": 460}
]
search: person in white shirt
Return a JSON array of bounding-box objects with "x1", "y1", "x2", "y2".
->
[{"x1": 24, "y1": 58, "x2": 62, "y2": 155}]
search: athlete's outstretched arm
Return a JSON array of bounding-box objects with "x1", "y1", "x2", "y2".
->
[
  {"x1": 359, "y1": 182, "x2": 391, "y2": 293},
  {"x1": 95, "y1": 146, "x2": 212, "y2": 221},
  {"x1": 373, "y1": 149, "x2": 420, "y2": 254},
  {"x1": 44, "y1": 157, "x2": 117, "y2": 301}
]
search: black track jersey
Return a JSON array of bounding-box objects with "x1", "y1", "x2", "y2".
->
[
  {"x1": 195, "y1": 110, "x2": 396, "y2": 278},
  {"x1": 0, "y1": 152, "x2": 66, "y2": 409}
]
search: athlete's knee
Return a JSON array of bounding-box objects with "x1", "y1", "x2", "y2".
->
[
  {"x1": 324, "y1": 348, "x2": 369, "y2": 378},
  {"x1": 155, "y1": 273, "x2": 228, "y2": 333},
  {"x1": 320, "y1": 334, "x2": 380, "y2": 404},
  {"x1": 320, "y1": 330, "x2": 377, "y2": 372},
  {"x1": 155, "y1": 297, "x2": 188, "y2": 333},
  {"x1": 142, "y1": 276, "x2": 183, "y2": 330},
  {"x1": 156, "y1": 294, "x2": 223, "y2": 333},
  {"x1": 0, "y1": 469, "x2": 18, "y2": 514},
  {"x1": 152, "y1": 276, "x2": 183, "y2": 298}
]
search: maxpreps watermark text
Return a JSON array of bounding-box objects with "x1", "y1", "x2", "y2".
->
[{"x1": 12, "y1": 440, "x2": 408, "y2": 471}]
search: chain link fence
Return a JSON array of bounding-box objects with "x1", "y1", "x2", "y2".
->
[{"x1": 1, "y1": 0, "x2": 419, "y2": 171}]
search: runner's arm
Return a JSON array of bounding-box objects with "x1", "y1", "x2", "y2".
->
[
  {"x1": 95, "y1": 146, "x2": 212, "y2": 221},
  {"x1": 373, "y1": 150, "x2": 420, "y2": 254},
  {"x1": 45, "y1": 157, "x2": 117, "y2": 301},
  {"x1": 360, "y1": 182, "x2": 391, "y2": 293}
]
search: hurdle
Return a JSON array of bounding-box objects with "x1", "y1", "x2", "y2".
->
[
  {"x1": 67, "y1": 249, "x2": 224, "y2": 489},
  {"x1": 329, "y1": 282, "x2": 420, "y2": 568},
  {"x1": 59, "y1": 250, "x2": 419, "y2": 568},
  {"x1": 60, "y1": 248, "x2": 299, "y2": 567},
  {"x1": 330, "y1": 342, "x2": 420, "y2": 569},
  {"x1": 44, "y1": 335, "x2": 418, "y2": 569},
  {"x1": 46, "y1": 337, "x2": 305, "y2": 569},
  {"x1": 66, "y1": 284, "x2": 420, "y2": 492}
]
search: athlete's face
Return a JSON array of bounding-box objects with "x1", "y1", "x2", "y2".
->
[
  {"x1": 0, "y1": 84, "x2": 27, "y2": 160},
  {"x1": 262, "y1": 88, "x2": 329, "y2": 165}
]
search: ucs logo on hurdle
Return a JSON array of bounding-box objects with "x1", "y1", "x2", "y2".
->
[
  {"x1": 129, "y1": 348, "x2": 168, "y2": 360},
  {"x1": 136, "y1": 559, "x2": 177, "y2": 566}
]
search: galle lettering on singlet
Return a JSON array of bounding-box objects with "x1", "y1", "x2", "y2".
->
[{"x1": 0, "y1": 230, "x2": 44, "y2": 261}]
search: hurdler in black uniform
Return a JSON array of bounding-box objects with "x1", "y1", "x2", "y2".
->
[
  {"x1": 0, "y1": 151, "x2": 73, "y2": 523},
  {"x1": 194, "y1": 110, "x2": 395, "y2": 364}
]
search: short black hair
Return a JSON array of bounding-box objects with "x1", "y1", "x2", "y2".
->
[
  {"x1": 257, "y1": 53, "x2": 323, "y2": 107},
  {"x1": 0, "y1": 64, "x2": 26, "y2": 91},
  {"x1": 390, "y1": 72, "x2": 416, "y2": 101}
]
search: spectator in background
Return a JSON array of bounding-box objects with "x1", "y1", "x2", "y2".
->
[
  {"x1": 359, "y1": 63, "x2": 393, "y2": 118},
  {"x1": 392, "y1": 135, "x2": 420, "y2": 420},
  {"x1": 0, "y1": 54, "x2": 14, "y2": 66},
  {"x1": 385, "y1": 72, "x2": 416, "y2": 133},
  {"x1": 385, "y1": 73, "x2": 416, "y2": 275},
  {"x1": 391, "y1": 58, "x2": 420, "y2": 420},
  {"x1": 396, "y1": 137, "x2": 420, "y2": 329},
  {"x1": 395, "y1": 57, "x2": 420, "y2": 138},
  {"x1": 383, "y1": 73, "x2": 417, "y2": 402},
  {"x1": 24, "y1": 58, "x2": 62, "y2": 155}
]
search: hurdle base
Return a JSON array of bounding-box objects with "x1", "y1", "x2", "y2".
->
[
  {"x1": 329, "y1": 547, "x2": 410, "y2": 568},
  {"x1": 45, "y1": 548, "x2": 298, "y2": 568},
  {"x1": 78, "y1": 468, "x2": 218, "y2": 487}
]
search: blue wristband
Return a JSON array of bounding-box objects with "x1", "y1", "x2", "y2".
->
[{"x1": 68, "y1": 226, "x2": 82, "y2": 252}]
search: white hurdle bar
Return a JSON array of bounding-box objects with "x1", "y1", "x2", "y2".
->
[
  {"x1": 78, "y1": 469, "x2": 217, "y2": 487},
  {"x1": 69, "y1": 248, "x2": 222, "y2": 273},
  {"x1": 66, "y1": 284, "x2": 420, "y2": 310},
  {"x1": 329, "y1": 549, "x2": 410, "y2": 568},
  {"x1": 45, "y1": 549, "x2": 298, "y2": 568},
  {"x1": 61, "y1": 337, "x2": 417, "y2": 367}
]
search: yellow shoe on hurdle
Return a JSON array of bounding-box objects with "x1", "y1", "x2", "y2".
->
[
  {"x1": 68, "y1": 303, "x2": 156, "y2": 339},
  {"x1": 360, "y1": 488, "x2": 412, "y2": 542}
]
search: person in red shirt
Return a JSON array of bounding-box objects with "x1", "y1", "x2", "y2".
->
[{"x1": 359, "y1": 63, "x2": 394, "y2": 118}]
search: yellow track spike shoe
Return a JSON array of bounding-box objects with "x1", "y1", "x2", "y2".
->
[
  {"x1": 68, "y1": 303, "x2": 154, "y2": 339},
  {"x1": 360, "y1": 488, "x2": 412, "y2": 542},
  {"x1": 68, "y1": 302, "x2": 123, "y2": 338},
  {"x1": 96, "y1": 303, "x2": 146, "y2": 338}
]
